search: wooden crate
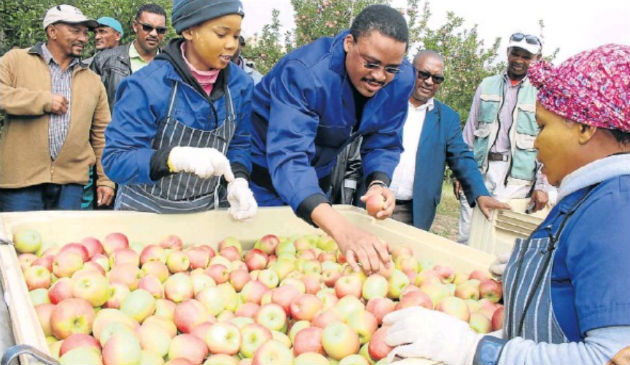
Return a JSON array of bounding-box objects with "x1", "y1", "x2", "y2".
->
[{"x1": 0, "y1": 206, "x2": 495, "y2": 364}]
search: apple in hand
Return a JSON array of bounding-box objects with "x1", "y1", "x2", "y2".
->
[{"x1": 365, "y1": 193, "x2": 385, "y2": 217}]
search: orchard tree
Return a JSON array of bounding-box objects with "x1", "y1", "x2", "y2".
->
[{"x1": 240, "y1": 9, "x2": 285, "y2": 75}]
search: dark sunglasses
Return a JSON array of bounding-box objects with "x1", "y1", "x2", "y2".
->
[
  {"x1": 363, "y1": 61, "x2": 401, "y2": 75},
  {"x1": 510, "y1": 33, "x2": 540, "y2": 46},
  {"x1": 136, "y1": 21, "x2": 167, "y2": 35},
  {"x1": 417, "y1": 70, "x2": 445, "y2": 84}
]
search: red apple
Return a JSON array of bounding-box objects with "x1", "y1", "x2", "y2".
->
[
  {"x1": 174, "y1": 299, "x2": 208, "y2": 333},
  {"x1": 368, "y1": 326, "x2": 392, "y2": 360},
  {"x1": 335, "y1": 274, "x2": 362, "y2": 298},
  {"x1": 159, "y1": 235, "x2": 183, "y2": 251},
  {"x1": 293, "y1": 326, "x2": 324, "y2": 355},
  {"x1": 366, "y1": 297, "x2": 395, "y2": 324},
  {"x1": 103, "y1": 232, "x2": 129, "y2": 255},
  {"x1": 254, "y1": 234, "x2": 280, "y2": 255},
  {"x1": 229, "y1": 269, "x2": 251, "y2": 292},
  {"x1": 244, "y1": 249, "x2": 268, "y2": 271},
  {"x1": 270, "y1": 284, "x2": 300, "y2": 314},
  {"x1": 206, "y1": 264, "x2": 229, "y2": 284},
  {"x1": 59, "y1": 333, "x2": 100, "y2": 356},
  {"x1": 48, "y1": 277, "x2": 73, "y2": 304},
  {"x1": 220, "y1": 246, "x2": 241, "y2": 261},
  {"x1": 185, "y1": 246, "x2": 211, "y2": 269},
  {"x1": 311, "y1": 308, "x2": 343, "y2": 328},
  {"x1": 80, "y1": 237, "x2": 104, "y2": 259},
  {"x1": 235, "y1": 302, "x2": 260, "y2": 318},
  {"x1": 365, "y1": 194, "x2": 385, "y2": 217},
  {"x1": 479, "y1": 278, "x2": 503, "y2": 303},
  {"x1": 50, "y1": 298, "x2": 95, "y2": 339},
  {"x1": 491, "y1": 305, "x2": 504, "y2": 331}
]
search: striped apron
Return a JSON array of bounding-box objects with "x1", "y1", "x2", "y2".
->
[
  {"x1": 115, "y1": 82, "x2": 236, "y2": 213},
  {"x1": 502, "y1": 186, "x2": 596, "y2": 343}
]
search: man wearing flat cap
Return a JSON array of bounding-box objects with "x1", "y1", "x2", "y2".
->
[
  {"x1": 0, "y1": 4, "x2": 114, "y2": 211},
  {"x1": 455, "y1": 32, "x2": 555, "y2": 244}
]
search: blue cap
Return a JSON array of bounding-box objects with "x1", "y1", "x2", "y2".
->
[{"x1": 96, "y1": 17, "x2": 124, "y2": 37}]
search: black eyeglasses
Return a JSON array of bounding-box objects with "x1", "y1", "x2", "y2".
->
[
  {"x1": 510, "y1": 33, "x2": 540, "y2": 46},
  {"x1": 136, "y1": 21, "x2": 167, "y2": 35},
  {"x1": 417, "y1": 70, "x2": 445, "y2": 84},
  {"x1": 363, "y1": 61, "x2": 401, "y2": 75}
]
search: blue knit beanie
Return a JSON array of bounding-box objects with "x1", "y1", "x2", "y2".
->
[{"x1": 172, "y1": 0, "x2": 244, "y2": 34}]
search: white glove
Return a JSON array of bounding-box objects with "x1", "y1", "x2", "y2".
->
[
  {"x1": 489, "y1": 252, "x2": 510, "y2": 280},
  {"x1": 383, "y1": 307, "x2": 482, "y2": 365},
  {"x1": 227, "y1": 178, "x2": 257, "y2": 221},
  {"x1": 168, "y1": 146, "x2": 235, "y2": 181}
]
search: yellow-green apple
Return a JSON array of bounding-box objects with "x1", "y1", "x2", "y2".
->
[
  {"x1": 394, "y1": 255, "x2": 418, "y2": 274},
  {"x1": 239, "y1": 323, "x2": 272, "y2": 358},
  {"x1": 35, "y1": 303, "x2": 55, "y2": 337},
  {"x1": 59, "y1": 346, "x2": 103, "y2": 365},
  {"x1": 80, "y1": 237, "x2": 104, "y2": 259},
  {"x1": 479, "y1": 278, "x2": 503, "y2": 303},
  {"x1": 49, "y1": 339, "x2": 63, "y2": 359},
  {"x1": 316, "y1": 289, "x2": 339, "y2": 310},
  {"x1": 255, "y1": 303, "x2": 287, "y2": 332},
  {"x1": 13, "y1": 229, "x2": 43, "y2": 254},
  {"x1": 366, "y1": 297, "x2": 395, "y2": 324},
  {"x1": 254, "y1": 234, "x2": 280, "y2": 255},
  {"x1": 414, "y1": 269, "x2": 441, "y2": 287},
  {"x1": 104, "y1": 283, "x2": 130, "y2": 309},
  {"x1": 468, "y1": 269, "x2": 491, "y2": 282},
  {"x1": 164, "y1": 272, "x2": 193, "y2": 303},
  {"x1": 217, "y1": 283, "x2": 239, "y2": 312},
  {"x1": 293, "y1": 326, "x2": 324, "y2": 355},
  {"x1": 203, "y1": 354, "x2": 239, "y2": 365},
  {"x1": 233, "y1": 303, "x2": 258, "y2": 321},
  {"x1": 140, "y1": 244, "x2": 167, "y2": 265},
  {"x1": 142, "y1": 261, "x2": 169, "y2": 283},
  {"x1": 469, "y1": 312, "x2": 492, "y2": 333},
  {"x1": 154, "y1": 298, "x2": 177, "y2": 320},
  {"x1": 240, "y1": 280, "x2": 269, "y2": 305},
  {"x1": 23, "y1": 265, "x2": 51, "y2": 290},
  {"x1": 90, "y1": 253, "x2": 110, "y2": 273},
  {"x1": 159, "y1": 235, "x2": 183, "y2": 251},
  {"x1": 491, "y1": 305, "x2": 504, "y2": 331},
  {"x1": 335, "y1": 296, "x2": 365, "y2": 320},
  {"x1": 258, "y1": 269, "x2": 280, "y2": 289},
  {"x1": 293, "y1": 236, "x2": 312, "y2": 252},
  {"x1": 269, "y1": 257, "x2": 295, "y2": 280},
  {"x1": 30, "y1": 288, "x2": 50, "y2": 306},
  {"x1": 347, "y1": 310, "x2": 378, "y2": 344},
  {"x1": 295, "y1": 352, "x2": 330, "y2": 365},
  {"x1": 386, "y1": 269, "x2": 409, "y2": 299},
  {"x1": 196, "y1": 286, "x2": 225, "y2": 316},
  {"x1": 102, "y1": 232, "x2": 129, "y2": 255},
  {"x1": 91, "y1": 308, "x2": 139, "y2": 341},
  {"x1": 50, "y1": 298, "x2": 95, "y2": 339},
  {"x1": 166, "y1": 250, "x2": 190, "y2": 273},
  {"x1": 368, "y1": 326, "x2": 392, "y2": 361},
  {"x1": 339, "y1": 354, "x2": 369, "y2": 365},
  {"x1": 59, "y1": 333, "x2": 100, "y2": 356},
  {"x1": 232, "y1": 317, "x2": 254, "y2": 329},
  {"x1": 110, "y1": 248, "x2": 139, "y2": 267},
  {"x1": 335, "y1": 274, "x2": 362, "y2": 298},
  {"x1": 280, "y1": 277, "x2": 306, "y2": 293},
  {"x1": 419, "y1": 281, "x2": 449, "y2": 307},
  {"x1": 185, "y1": 246, "x2": 211, "y2": 269},
  {"x1": 316, "y1": 236, "x2": 337, "y2": 253},
  {"x1": 433, "y1": 265, "x2": 455, "y2": 283},
  {"x1": 271, "y1": 330, "x2": 291, "y2": 348},
  {"x1": 437, "y1": 296, "x2": 470, "y2": 322},
  {"x1": 302, "y1": 260, "x2": 322, "y2": 275},
  {"x1": 206, "y1": 264, "x2": 229, "y2": 284},
  {"x1": 121, "y1": 289, "x2": 156, "y2": 323},
  {"x1": 322, "y1": 322, "x2": 360, "y2": 360},
  {"x1": 395, "y1": 289, "x2": 433, "y2": 310},
  {"x1": 102, "y1": 330, "x2": 141, "y2": 365},
  {"x1": 218, "y1": 236, "x2": 243, "y2": 254},
  {"x1": 455, "y1": 279, "x2": 481, "y2": 300},
  {"x1": 18, "y1": 253, "x2": 38, "y2": 272},
  {"x1": 205, "y1": 322, "x2": 242, "y2": 355},
  {"x1": 107, "y1": 263, "x2": 142, "y2": 290},
  {"x1": 140, "y1": 350, "x2": 165, "y2": 365},
  {"x1": 252, "y1": 340, "x2": 294, "y2": 365},
  {"x1": 217, "y1": 309, "x2": 235, "y2": 322},
  {"x1": 275, "y1": 240, "x2": 296, "y2": 257},
  {"x1": 144, "y1": 315, "x2": 178, "y2": 338},
  {"x1": 270, "y1": 284, "x2": 300, "y2": 314},
  {"x1": 290, "y1": 293, "x2": 323, "y2": 321},
  {"x1": 138, "y1": 274, "x2": 164, "y2": 298},
  {"x1": 312, "y1": 308, "x2": 343, "y2": 329},
  {"x1": 174, "y1": 299, "x2": 208, "y2": 333},
  {"x1": 362, "y1": 274, "x2": 388, "y2": 301},
  {"x1": 168, "y1": 334, "x2": 208, "y2": 365},
  {"x1": 220, "y1": 246, "x2": 241, "y2": 262},
  {"x1": 365, "y1": 194, "x2": 385, "y2": 217},
  {"x1": 53, "y1": 250, "x2": 84, "y2": 278},
  {"x1": 229, "y1": 269, "x2": 250, "y2": 292},
  {"x1": 71, "y1": 271, "x2": 110, "y2": 307}
]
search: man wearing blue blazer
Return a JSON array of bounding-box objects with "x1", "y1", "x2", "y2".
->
[{"x1": 392, "y1": 50, "x2": 509, "y2": 230}]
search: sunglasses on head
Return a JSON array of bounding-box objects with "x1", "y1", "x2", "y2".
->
[
  {"x1": 136, "y1": 21, "x2": 167, "y2": 35},
  {"x1": 417, "y1": 70, "x2": 445, "y2": 84},
  {"x1": 510, "y1": 33, "x2": 540, "y2": 46}
]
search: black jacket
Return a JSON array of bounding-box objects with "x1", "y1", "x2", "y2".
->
[{"x1": 90, "y1": 44, "x2": 132, "y2": 112}]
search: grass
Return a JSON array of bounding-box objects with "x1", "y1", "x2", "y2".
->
[{"x1": 429, "y1": 180, "x2": 460, "y2": 241}]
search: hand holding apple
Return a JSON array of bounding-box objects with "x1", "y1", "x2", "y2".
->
[{"x1": 360, "y1": 184, "x2": 395, "y2": 219}]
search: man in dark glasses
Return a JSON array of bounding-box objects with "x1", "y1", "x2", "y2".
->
[
  {"x1": 90, "y1": 3, "x2": 167, "y2": 113},
  {"x1": 455, "y1": 32, "x2": 556, "y2": 244}
]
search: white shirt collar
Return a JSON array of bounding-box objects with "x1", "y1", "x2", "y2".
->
[{"x1": 410, "y1": 97, "x2": 435, "y2": 112}]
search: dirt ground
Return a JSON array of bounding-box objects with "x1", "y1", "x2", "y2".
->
[{"x1": 428, "y1": 181, "x2": 460, "y2": 242}]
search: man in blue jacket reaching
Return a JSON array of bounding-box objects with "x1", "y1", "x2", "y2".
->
[{"x1": 249, "y1": 5, "x2": 415, "y2": 274}]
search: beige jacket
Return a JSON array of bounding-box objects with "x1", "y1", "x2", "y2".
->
[{"x1": 0, "y1": 43, "x2": 114, "y2": 189}]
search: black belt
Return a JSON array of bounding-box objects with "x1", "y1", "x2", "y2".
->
[
  {"x1": 251, "y1": 163, "x2": 332, "y2": 195},
  {"x1": 395, "y1": 199, "x2": 413, "y2": 205},
  {"x1": 488, "y1": 152, "x2": 509, "y2": 162}
]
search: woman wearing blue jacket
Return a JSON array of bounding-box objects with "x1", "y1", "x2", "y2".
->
[{"x1": 102, "y1": 0, "x2": 256, "y2": 219}]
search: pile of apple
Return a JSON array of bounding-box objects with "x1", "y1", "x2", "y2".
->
[{"x1": 13, "y1": 228, "x2": 504, "y2": 365}]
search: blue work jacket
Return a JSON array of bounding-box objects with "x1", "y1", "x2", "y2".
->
[
  {"x1": 102, "y1": 41, "x2": 253, "y2": 185},
  {"x1": 250, "y1": 30, "x2": 415, "y2": 217}
]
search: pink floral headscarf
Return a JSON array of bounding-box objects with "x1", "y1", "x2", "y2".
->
[{"x1": 528, "y1": 44, "x2": 630, "y2": 132}]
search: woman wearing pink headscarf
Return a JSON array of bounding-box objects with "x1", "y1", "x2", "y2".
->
[{"x1": 382, "y1": 44, "x2": 630, "y2": 365}]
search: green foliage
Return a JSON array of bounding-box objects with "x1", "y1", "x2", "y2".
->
[
  {"x1": 240, "y1": 9, "x2": 285, "y2": 75},
  {"x1": 0, "y1": 0, "x2": 174, "y2": 56}
]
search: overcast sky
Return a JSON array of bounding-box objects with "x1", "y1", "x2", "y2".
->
[{"x1": 241, "y1": 0, "x2": 629, "y2": 63}]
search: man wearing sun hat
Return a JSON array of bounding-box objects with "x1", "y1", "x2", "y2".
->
[
  {"x1": 0, "y1": 4, "x2": 114, "y2": 211},
  {"x1": 455, "y1": 31, "x2": 555, "y2": 244}
]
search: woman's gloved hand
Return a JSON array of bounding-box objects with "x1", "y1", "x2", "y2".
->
[
  {"x1": 383, "y1": 306, "x2": 483, "y2": 365},
  {"x1": 489, "y1": 252, "x2": 511, "y2": 280},
  {"x1": 227, "y1": 178, "x2": 257, "y2": 221},
  {"x1": 168, "y1": 146, "x2": 235, "y2": 181}
]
